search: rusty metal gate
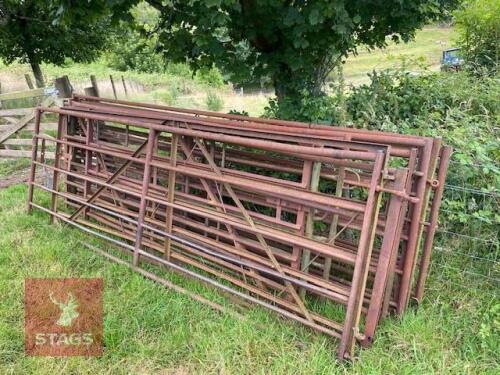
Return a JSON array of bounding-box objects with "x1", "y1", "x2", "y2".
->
[{"x1": 26, "y1": 95, "x2": 451, "y2": 360}]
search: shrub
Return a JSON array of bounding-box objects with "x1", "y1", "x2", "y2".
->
[
  {"x1": 196, "y1": 66, "x2": 225, "y2": 88},
  {"x1": 345, "y1": 69, "x2": 499, "y2": 170},
  {"x1": 228, "y1": 109, "x2": 249, "y2": 116},
  {"x1": 265, "y1": 67, "x2": 499, "y2": 245},
  {"x1": 455, "y1": 0, "x2": 499, "y2": 72},
  {"x1": 345, "y1": 68, "x2": 499, "y2": 241},
  {"x1": 205, "y1": 91, "x2": 224, "y2": 111},
  {"x1": 263, "y1": 89, "x2": 343, "y2": 124},
  {"x1": 152, "y1": 86, "x2": 180, "y2": 105},
  {"x1": 105, "y1": 2, "x2": 166, "y2": 74},
  {"x1": 165, "y1": 63, "x2": 193, "y2": 79},
  {"x1": 106, "y1": 29, "x2": 166, "y2": 74}
]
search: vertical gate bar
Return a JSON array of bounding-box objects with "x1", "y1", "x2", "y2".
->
[
  {"x1": 164, "y1": 133, "x2": 179, "y2": 261},
  {"x1": 299, "y1": 161, "x2": 321, "y2": 299},
  {"x1": 83, "y1": 119, "x2": 93, "y2": 217},
  {"x1": 291, "y1": 160, "x2": 312, "y2": 269},
  {"x1": 383, "y1": 148, "x2": 418, "y2": 316},
  {"x1": 324, "y1": 165, "x2": 346, "y2": 280},
  {"x1": 362, "y1": 168, "x2": 407, "y2": 346},
  {"x1": 27, "y1": 109, "x2": 42, "y2": 214},
  {"x1": 337, "y1": 151, "x2": 385, "y2": 360},
  {"x1": 152, "y1": 132, "x2": 158, "y2": 185},
  {"x1": 49, "y1": 115, "x2": 65, "y2": 224},
  {"x1": 397, "y1": 139, "x2": 440, "y2": 313},
  {"x1": 132, "y1": 129, "x2": 157, "y2": 267},
  {"x1": 414, "y1": 146, "x2": 452, "y2": 302}
]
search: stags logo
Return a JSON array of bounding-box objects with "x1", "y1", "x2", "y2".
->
[
  {"x1": 49, "y1": 291, "x2": 79, "y2": 327},
  {"x1": 25, "y1": 278, "x2": 103, "y2": 356}
]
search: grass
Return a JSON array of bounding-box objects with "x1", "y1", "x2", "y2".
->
[
  {"x1": 340, "y1": 26, "x2": 456, "y2": 85},
  {"x1": 0, "y1": 181, "x2": 498, "y2": 374},
  {"x1": 0, "y1": 159, "x2": 31, "y2": 177}
]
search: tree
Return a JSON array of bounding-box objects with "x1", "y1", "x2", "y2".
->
[
  {"x1": 106, "y1": 3, "x2": 166, "y2": 74},
  {"x1": 142, "y1": 0, "x2": 449, "y2": 103},
  {"x1": 455, "y1": 0, "x2": 499, "y2": 73},
  {"x1": 0, "y1": 1, "x2": 111, "y2": 87}
]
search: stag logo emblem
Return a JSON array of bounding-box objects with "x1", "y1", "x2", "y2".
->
[{"x1": 49, "y1": 291, "x2": 79, "y2": 327}]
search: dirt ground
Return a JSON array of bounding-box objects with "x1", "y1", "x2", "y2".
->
[{"x1": 0, "y1": 166, "x2": 47, "y2": 189}]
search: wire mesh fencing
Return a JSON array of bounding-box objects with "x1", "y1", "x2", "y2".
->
[{"x1": 427, "y1": 158, "x2": 499, "y2": 294}]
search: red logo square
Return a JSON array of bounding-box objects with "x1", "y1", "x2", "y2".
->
[{"x1": 24, "y1": 278, "x2": 103, "y2": 356}]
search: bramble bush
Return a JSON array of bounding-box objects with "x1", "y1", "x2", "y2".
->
[
  {"x1": 345, "y1": 69, "x2": 499, "y2": 183},
  {"x1": 345, "y1": 68, "x2": 499, "y2": 244},
  {"x1": 265, "y1": 66, "x2": 499, "y2": 249},
  {"x1": 195, "y1": 66, "x2": 225, "y2": 88}
]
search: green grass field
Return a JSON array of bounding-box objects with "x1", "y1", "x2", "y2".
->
[{"x1": 0, "y1": 181, "x2": 497, "y2": 374}]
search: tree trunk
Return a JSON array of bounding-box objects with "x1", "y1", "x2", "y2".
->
[
  {"x1": 272, "y1": 63, "x2": 326, "y2": 105},
  {"x1": 29, "y1": 60, "x2": 45, "y2": 88}
]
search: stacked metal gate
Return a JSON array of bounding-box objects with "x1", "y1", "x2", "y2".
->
[{"x1": 27, "y1": 95, "x2": 451, "y2": 359}]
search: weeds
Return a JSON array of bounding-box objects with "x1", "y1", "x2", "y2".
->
[{"x1": 205, "y1": 91, "x2": 224, "y2": 112}]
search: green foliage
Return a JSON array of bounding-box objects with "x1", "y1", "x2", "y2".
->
[
  {"x1": 264, "y1": 90, "x2": 341, "y2": 124},
  {"x1": 264, "y1": 66, "x2": 348, "y2": 123},
  {"x1": 106, "y1": 28, "x2": 165, "y2": 73},
  {"x1": 228, "y1": 109, "x2": 249, "y2": 116},
  {"x1": 345, "y1": 69, "x2": 499, "y2": 167},
  {"x1": 106, "y1": 2, "x2": 166, "y2": 74},
  {"x1": 164, "y1": 63, "x2": 192, "y2": 79},
  {"x1": 455, "y1": 0, "x2": 499, "y2": 72},
  {"x1": 152, "y1": 87, "x2": 180, "y2": 106},
  {"x1": 478, "y1": 303, "x2": 500, "y2": 353},
  {"x1": 205, "y1": 91, "x2": 224, "y2": 112},
  {"x1": 195, "y1": 66, "x2": 225, "y2": 88}
]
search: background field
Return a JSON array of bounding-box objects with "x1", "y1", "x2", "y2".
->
[
  {"x1": 341, "y1": 26, "x2": 456, "y2": 85},
  {"x1": 0, "y1": 27, "x2": 456, "y2": 117}
]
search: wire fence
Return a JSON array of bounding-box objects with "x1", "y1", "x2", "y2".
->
[{"x1": 428, "y1": 156, "x2": 499, "y2": 292}]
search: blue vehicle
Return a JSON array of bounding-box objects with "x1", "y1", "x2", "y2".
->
[{"x1": 441, "y1": 48, "x2": 464, "y2": 71}]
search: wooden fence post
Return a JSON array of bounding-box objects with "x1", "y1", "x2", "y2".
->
[
  {"x1": 25, "y1": 74, "x2": 35, "y2": 89},
  {"x1": 89, "y1": 75, "x2": 100, "y2": 97},
  {"x1": 54, "y1": 75, "x2": 73, "y2": 98},
  {"x1": 121, "y1": 75, "x2": 128, "y2": 98},
  {"x1": 109, "y1": 75, "x2": 118, "y2": 99},
  {"x1": 84, "y1": 86, "x2": 98, "y2": 97}
]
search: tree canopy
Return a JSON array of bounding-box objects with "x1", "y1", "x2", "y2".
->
[
  {"x1": 140, "y1": 0, "x2": 449, "y2": 101},
  {"x1": 1, "y1": 0, "x2": 455, "y2": 100},
  {"x1": 0, "y1": 0, "x2": 112, "y2": 87}
]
